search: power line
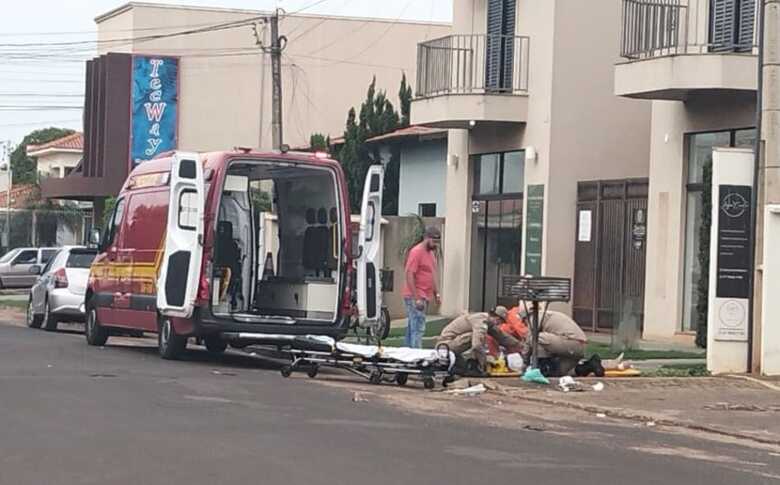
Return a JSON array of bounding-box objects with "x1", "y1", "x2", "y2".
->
[
  {"x1": 284, "y1": 0, "x2": 333, "y2": 17},
  {"x1": 0, "y1": 16, "x2": 264, "y2": 49}
]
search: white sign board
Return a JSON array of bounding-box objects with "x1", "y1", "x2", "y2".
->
[
  {"x1": 713, "y1": 298, "x2": 748, "y2": 341},
  {"x1": 578, "y1": 210, "x2": 592, "y2": 242}
]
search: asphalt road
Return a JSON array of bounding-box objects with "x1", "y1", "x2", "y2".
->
[{"x1": 1, "y1": 321, "x2": 778, "y2": 485}]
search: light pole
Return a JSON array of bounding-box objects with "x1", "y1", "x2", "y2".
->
[{"x1": 0, "y1": 143, "x2": 11, "y2": 251}]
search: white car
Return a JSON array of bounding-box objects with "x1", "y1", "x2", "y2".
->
[{"x1": 27, "y1": 247, "x2": 97, "y2": 331}]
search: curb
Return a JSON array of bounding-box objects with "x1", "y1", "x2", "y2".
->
[{"x1": 503, "y1": 390, "x2": 780, "y2": 447}]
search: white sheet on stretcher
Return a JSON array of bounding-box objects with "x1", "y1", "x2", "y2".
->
[{"x1": 303, "y1": 336, "x2": 455, "y2": 370}]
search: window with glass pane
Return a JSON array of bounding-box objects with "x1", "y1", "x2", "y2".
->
[
  {"x1": 687, "y1": 131, "x2": 730, "y2": 184},
  {"x1": 735, "y1": 128, "x2": 757, "y2": 148},
  {"x1": 477, "y1": 154, "x2": 501, "y2": 195},
  {"x1": 502, "y1": 151, "x2": 525, "y2": 194}
]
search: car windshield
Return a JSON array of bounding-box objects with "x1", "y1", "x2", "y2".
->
[
  {"x1": 0, "y1": 249, "x2": 20, "y2": 264},
  {"x1": 66, "y1": 250, "x2": 97, "y2": 269}
]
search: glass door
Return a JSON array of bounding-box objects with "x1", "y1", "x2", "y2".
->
[{"x1": 470, "y1": 198, "x2": 523, "y2": 312}]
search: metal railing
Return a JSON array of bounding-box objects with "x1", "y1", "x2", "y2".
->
[
  {"x1": 415, "y1": 34, "x2": 530, "y2": 98},
  {"x1": 620, "y1": 0, "x2": 758, "y2": 60}
]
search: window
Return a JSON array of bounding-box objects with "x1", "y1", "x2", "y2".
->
[
  {"x1": 41, "y1": 250, "x2": 63, "y2": 275},
  {"x1": 103, "y1": 198, "x2": 126, "y2": 248},
  {"x1": 41, "y1": 249, "x2": 58, "y2": 264},
  {"x1": 178, "y1": 189, "x2": 198, "y2": 230},
  {"x1": 418, "y1": 203, "x2": 437, "y2": 217},
  {"x1": 474, "y1": 150, "x2": 525, "y2": 197},
  {"x1": 13, "y1": 250, "x2": 38, "y2": 265},
  {"x1": 66, "y1": 250, "x2": 97, "y2": 269},
  {"x1": 710, "y1": 0, "x2": 756, "y2": 52},
  {"x1": 681, "y1": 128, "x2": 756, "y2": 332},
  {"x1": 486, "y1": 0, "x2": 517, "y2": 91}
]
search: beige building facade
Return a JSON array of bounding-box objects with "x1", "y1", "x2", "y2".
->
[
  {"x1": 94, "y1": 2, "x2": 449, "y2": 152},
  {"x1": 413, "y1": 0, "x2": 651, "y2": 318},
  {"x1": 614, "y1": 0, "x2": 758, "y2": 339}
]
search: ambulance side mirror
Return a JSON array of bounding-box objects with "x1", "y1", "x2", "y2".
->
[{"x1": 89, "y1": 229, "x2": 101, "y2": 247}]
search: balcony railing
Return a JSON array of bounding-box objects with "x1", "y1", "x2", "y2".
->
[
  {"x1": 620, "y1": 0, "x2": 758, "y2": 60},
  {"x1": 415, "y1": 34, "x2": 530, "y2": 98}
]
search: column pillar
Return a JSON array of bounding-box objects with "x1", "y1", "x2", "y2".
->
[{"x1": 441, "y1": 129, "x2": 472, "y2": 316}]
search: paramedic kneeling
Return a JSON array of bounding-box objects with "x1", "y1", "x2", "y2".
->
[
  {"x1": 437, "y1": 307, "x2": 522, "y2": 376},
  {"x1": 522, "y1": 310, "x2": 587, "y2": 377},
  {"x1": 403, "y1": 227, "x2": 441, "y2": 348}
]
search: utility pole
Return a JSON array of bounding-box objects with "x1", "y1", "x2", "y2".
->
[
  {"x1": 253, "y1": 10, "x2": 286, "y2": 150},
  {"x1": 752, "y1": 0, "x2": 779, "y2": 373},
  {"x1": 269, "y1": 10, "x2": 286, "y2": 150}
]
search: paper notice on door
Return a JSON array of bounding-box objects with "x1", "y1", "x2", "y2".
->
[{"x1": 578, "y1": 210, "x2": 592, "y2": 242}]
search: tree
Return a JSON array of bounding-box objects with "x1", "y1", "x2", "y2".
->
[
  {"x1": 10, "y1": 127, "x2": 75, "y2": 184},
  {"x1": 334, "y1": 76, "x2": 410, "y2": 214},
  {"x1": 309, "y1": 133, "x2": 330, "y2": 152},
  {"x1": 695, "y1": 161, "x2": 713, "y2": 349},
  {"x1": 399, "y1": 73, "x2": 413, "y2": 128}
]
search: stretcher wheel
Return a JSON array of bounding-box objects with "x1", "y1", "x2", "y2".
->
[
  {"x1": 423, "y1": 377, "x2": 435, "y2": 390},
  {"x1": 442, "y1": 375, "x2": 456, "y2": 388},
  {"x1": 369, "y1": 371, "x2": 383, "y2": 385},
  {"x1": 307, "y1": 366, "x2": 319, "y2": 378},
  {"x1": 281, "y1": 366, "x2": 293, "y2": 378},
  {"x1": 395, "y1": 373, "x2": 408, "y2": 386}
]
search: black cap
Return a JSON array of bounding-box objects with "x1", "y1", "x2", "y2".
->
[{"x1": 424, "y1": 226, "x2": 442, "y2": 240}]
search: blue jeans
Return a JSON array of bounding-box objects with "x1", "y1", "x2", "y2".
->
[{"x1": 404, "y1": 297, "x2": 428, "y2": 348}]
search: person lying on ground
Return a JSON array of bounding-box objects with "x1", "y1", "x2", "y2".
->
[
  {"x1": 437, "y1": 306, "x2": 522, "y2": 376},
  {"x1": 519, "y1": 309, "x2": 592, "y2": 377},
  {"x1": 486, "y1": 306, "x2": 529, "y2": 358}
]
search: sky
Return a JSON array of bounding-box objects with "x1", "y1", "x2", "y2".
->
[{"x1": 0, "y1": 0, "x2": 452, "y2": 151}]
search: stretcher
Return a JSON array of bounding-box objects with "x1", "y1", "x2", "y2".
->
[{"x1": 280, "y1": 336, "x2": 457, "y2": 389}]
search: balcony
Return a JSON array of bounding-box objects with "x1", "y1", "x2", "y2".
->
[
  {"x1": 412, "y1": 34, "x2": 530, "y2": 129},
  {"x1": 615, "y1": 0, "x2": 758, "y2": 101}
]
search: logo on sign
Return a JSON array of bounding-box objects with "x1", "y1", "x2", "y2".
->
[
  {"x1": 721, "y1": 192, "x2": 749, "y2": 218},
  {"x1": 131, "y1": 56, "x2": 178, "y2": 166}
]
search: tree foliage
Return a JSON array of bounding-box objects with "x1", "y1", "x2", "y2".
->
[
  {"x1": 695, "y1": 161, "x2": 713, "y2": 349},
  {"x1": 309, "y1": 133, "x2": 330, "y2": 152},
  {"x1": 334, "y1": 74, "x2": 413, "y2": 215},
  {"x1": 10, "y1": 127, "x2": 75, "y2": 184}
]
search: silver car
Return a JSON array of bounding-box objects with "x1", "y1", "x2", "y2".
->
[
  {"x1": 27, "y1": 247, "x2": 97, "y2": 331},
  {"x1": 0, "y1": 247, "x2": 59, "y2": 288}
]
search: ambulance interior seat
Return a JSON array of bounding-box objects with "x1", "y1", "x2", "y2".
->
[
  {"x1": 216, "y1": 221, "x2": 242, "y2": 307},
  {"x1": 302, "y1": 207, "x2": 331, "y2": 278}
]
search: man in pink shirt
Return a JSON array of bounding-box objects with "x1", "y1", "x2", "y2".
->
[{"x1": 403, "y1": 226, "x2": 441, "y2": 348}]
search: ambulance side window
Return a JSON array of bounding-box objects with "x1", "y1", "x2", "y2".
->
[{"x1": 102, "y1": 198, "x2": 126, "y2": 249}]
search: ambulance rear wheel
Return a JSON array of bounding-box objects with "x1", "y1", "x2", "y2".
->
[{"x1": 158, "y1": 317, "x2": 186, "y2": 360}]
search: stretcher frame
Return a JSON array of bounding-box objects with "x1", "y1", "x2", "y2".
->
[{"x1": 280, "y1": 343, "x2": 456, "y2": 390}]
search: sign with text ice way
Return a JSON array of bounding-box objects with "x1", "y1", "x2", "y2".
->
[{"x1": 130, "y1": 56, "x2": 179, "y2": 166}]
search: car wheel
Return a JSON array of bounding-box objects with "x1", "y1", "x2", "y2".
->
[
  {"x1": 85, "y1": 306, "x2": 109, "y2": 346},
  {"x1": 42, "y1": 300, "x2": 58, "y2": 332},
  {"x1": 26, "y1": 298, "x2": 42, "y2": 329},
  {"x1": 204, "y1": 335, "x2": 228, "y2": 354},
  {"x1": 158, "y1": 317, "x2": 187, "y2": 360}
]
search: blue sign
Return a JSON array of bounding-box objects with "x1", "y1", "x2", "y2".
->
[{"x1": 130, "y1": 56, "x2": 178, "y2": 166}]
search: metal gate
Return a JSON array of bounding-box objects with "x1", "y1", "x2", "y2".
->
[{"x1": 573, "y1": 179, "x2": 648, "y2": 332}]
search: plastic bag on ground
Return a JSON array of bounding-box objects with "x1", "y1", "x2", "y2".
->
[
  {"x1": 507, "y1": 353, "x2": 526, "y2": 373},
  {"x1": 521, "y1": 367, "x2": 550, "y2": 385}
]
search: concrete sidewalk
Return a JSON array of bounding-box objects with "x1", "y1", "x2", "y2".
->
[{"x1": 491, "y1": 376, "x2": 780, "y2": 445}]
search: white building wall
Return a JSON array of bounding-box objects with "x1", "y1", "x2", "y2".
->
[{"x1": 398, "y1": 140, "x2": 447, "y2": 217}]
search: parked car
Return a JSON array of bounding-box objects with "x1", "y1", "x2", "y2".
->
[
  {"x1": 0, "y1": 247, "x2": 59, "y2": 288},
  {"x1": 27, "y1": 246, "x2": 97, "y2": 331},
  {"x1": 85, "y1": 150, "x2": 383, "y2": 360}
]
